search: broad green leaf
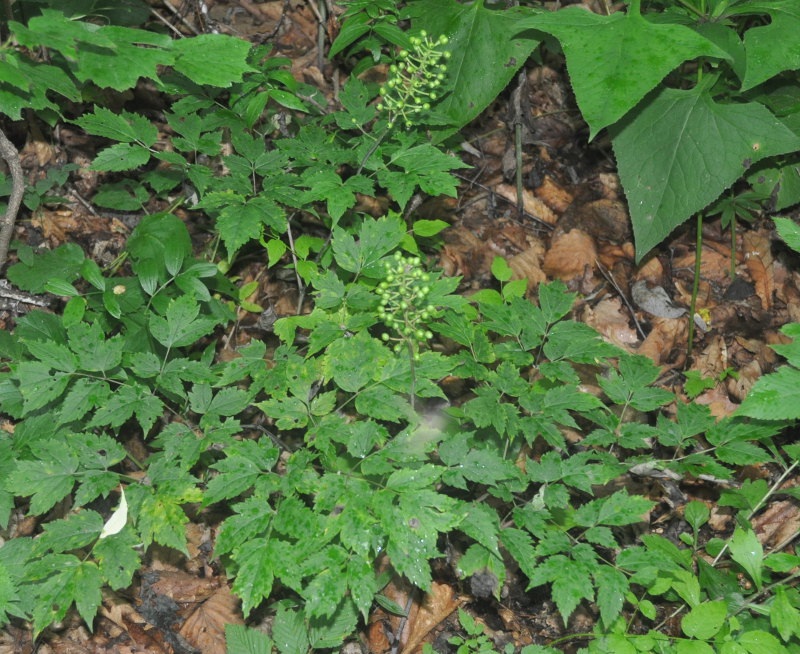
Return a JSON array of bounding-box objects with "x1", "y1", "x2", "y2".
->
[
  {"x1": 379, "y1": 143, "x2": 468, "y2": 209},
  {"x1": 172, "y1": 34, "x2": 255, "y2": 87},
  {"x1": 738, "y1": 366, "x2": 800, "y2": 420},
  {"x1": 500, "y1": 528, "x2": 537, "y2": 581},
  {"x1": 205, "y1": 442, "x2": 278, "y2": 505},
  {"x1": 775, "y1": 216, "x2": 800, "y2": 253},
  {"x1": 15, "y1": 362, "x2": 70, "y2": 414},
  {"x1": 67, "y1": 322, "x2": 123, "y2": 372},
  {"x1": 682, "y1": 600, "x2": 728, "y2": 639},
  {"x1": 551, "y1": 559, "x2": 594, "y2": 624},
  {"x1": 749, "y1": 158, "x2": 800, "y2": 212},
  {"x1": 29, "y1": 557, "x2": 102, "y2": 638},
  {"x1": 22, "y1": 339, "x2": 76, "y2": 372},
  {"x1": 215, "y1": 496, "x2": 274, "y2": 558},
  {"x1": 6, "y1": 243, "x2": 84, "y2": 294},
  {"x1": 307, "y1": 598, "x2": 358, "y2": 650},
  {"x1": 0, "y1": 563, "x2": 23, "y2": 623},
  {"x1": 74, "y1": 106, "x2": 157, "y2": 144},
  {"x1": 729, "y1": 528, "x2": 763, "y2": 591},
  {"x1": 597, "y1": 491, "x2": 654, "y2": 527},
  {"x1": 226, "y1": 623, "x2": 273, "y2": 654},
  {"x1": 74, "y1": 26, "x2": 172, "y2": 91},
  {"x1": 91, "y1": 143, "x2": 151, "y2": 171},
  {"x1": 332, "y1": 215, "x2": 406, "y2": 277},
  {"x1": 37, "y1": 511, "x2": 103, "y2": 553},
  {"x1": 88, "y1": 382, "x2": 163, "y2": 433},
  {"x1": 459, "y1": 503, "x2": 501, "y2": 556},
  {"x1": 675, "y1": 641, "x2": 716, "y2": 654},
  {"x1": 408, "y1": 0, "x2": 542, "y2": 127},
  {"x1": 611, "y1": 85, "x2": 800, "y2": 260},
  {"x1": 43, "y1": 279, "x2": 80, "y2": 297},
  {"x1": 11, "y1": 10, "x2": 114, "y2": 59},
  {"x1": 737, "y1": 630, "x2": 786, "y2": 653},
  {"x1": 670, "y1": 568, "x2": 702, "y2": 607},
  {"x1": 491, "y1": 256, "x2": 513, "y2": 282},
  {"x1": 739, "y1": 0, "x2": 800, "y2": 91},
  {"x1": 412, "y1": 219, "x2": 449, "y2": 237},
  {"x1": 234, "y1": 539, "x2": 280, "y2": 617},
  {"x1": 325, "y1": 331, "x2": 387, "y2": 392},
  {"x1": 149, "y1": 295, "x2": 219, "y2": 349},
  {"x1": 272, "y1": 605, "x2": 309, "y2": 654},
  {"x1": 133, "y1": 483, "x2": 201, "y2": 555},
  {"x1": 94, "y1": 527, "x2": 140, "y2": 590},
  {"x1": 218, "y1": 196, "x2": 285, "y2": 254},
  {"x1": 684, "y1": 501, "x2": 710, "y2": 533},
  {"x1": 126, "y1": 213, "x2": 192, "y2": 264},
  {"x1": 770, "y1": 585, "x2": 800, "y2": 642},
  {"x1": 516, "y1": 5, "x2": 727, "y2": 138},
  {"x1": 593, "y1": 566, "x2": 628, "y2": 626}
]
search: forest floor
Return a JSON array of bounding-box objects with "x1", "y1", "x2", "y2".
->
[{"x1": 1, "y1": 0, "x2": 799, "y2": 653}]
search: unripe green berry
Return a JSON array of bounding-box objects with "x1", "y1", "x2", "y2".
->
[{"x1": 381, "y1": 333, "x2": 390, "y2": 341}]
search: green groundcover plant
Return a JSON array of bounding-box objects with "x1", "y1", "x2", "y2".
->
[
  {"x1": 3, "y1": 213, "x2": 800, "y2": 653},
  {"x1": 1, "y1": 1, "x2": 800, "y2": 652}
]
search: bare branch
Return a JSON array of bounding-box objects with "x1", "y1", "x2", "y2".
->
[{"x1": 0, "y1": 128, "x2": 23, "y2": 273}]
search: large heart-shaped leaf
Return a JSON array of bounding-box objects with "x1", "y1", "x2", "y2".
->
[
  {"x1": 610, "y1": 84, "x2": 800, "y2": 260},
  {"x1": 515, "y1": 4, "x2": 728, "y2": 138},
  {"x1": 406, "y1": 0, "x2": 542, "y2": 128}
]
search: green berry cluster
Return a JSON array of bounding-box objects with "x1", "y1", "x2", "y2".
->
[
  {"x1": 376, "y1": 31, "x2": 450, "y2": 128},
  {"x1": 377, "y1": 252, "x2": 435, "y2": 355}
]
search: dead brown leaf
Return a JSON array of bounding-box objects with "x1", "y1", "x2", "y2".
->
[
  {"x1": 494, "y1": 183, "x2": 558, "y2": 226},
  {"x1": 637, "y1": 317, "x2": 686, "y2": 368},
  {"x1": 179, "y1": 586, "x2": 243, "y2": 654},
  {"x1": 752, "y1": 500, "x2": 800, "y2": 550},
  {"x1": 693, "y1": 386, "x2": 739, "y2": 419},
  {"x1": 543, "y1": 229, "x2": 597, "y2": 281},
  {"x1": 534, "y1": 176, "x2": 573, "y2": 212},
  {"x1": 581, "y1": 297, "x2": 638, "y2": 350},
  {"x1": 743, "y1": 230, "x2": 775, "y2": 311},
  {"x1": 31, "y1": 209, "x2": 81, "y2": 243},
  {"x1": 726, "y1": 359, "x2": 761, "y2": 402},
  {"x1": 506, "y1": 240, "x2": 546, "y2": 291},
  {"x1": 558, "y1": 199, "x2": 630, "y2": 245},
  {"x1": 400, "y1": 582, "x2": 463, "y2": 654},
  {"x1": 673, "y1": 247, "x2": 731, "y2": 286},
  {"x1": 440, "y1": 226, "x2": 491, "y2": 280}
]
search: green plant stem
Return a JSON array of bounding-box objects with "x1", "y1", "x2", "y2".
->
[
  {"x1": 407, "y1": 339, "x2": 416, "y2": 411},
  {"x1": 675, "y1": 0, "x2": 705, "y2": 18},
  {"x1": 356, "y1": 127, "x2": 389, "y2": 176},
  {"x1": 546, "y1": 632, "x2": 594, "y2": 648},
  {"x1": 687, "y1": 213, "x2": 703, "y2": 358},
  {"x1": 515, "y1": 122, "x2": 523, "y2": 214},
  {"x1": 712, "y1": 460, "x2": 799, "y2": 565},
  {"x1": 732, "y1": 569, "x2": 800, "y2": 618},
  {"x1": 730, "y1": 215, "x2": 737, "y2": 278}
]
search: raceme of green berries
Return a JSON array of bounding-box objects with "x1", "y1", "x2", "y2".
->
[
  {"x1": 377, "y1": 252, "x2": 435, "y2": 353},
  {"x1": 376, "y1": 31, "x2": 450, "y2": 128}
]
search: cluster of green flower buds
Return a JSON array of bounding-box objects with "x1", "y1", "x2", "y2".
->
[
  {"x1": 377, "y1": 252, "x2": 436, "y2": 355},
  {"x1": 376, "y1": 31, "x2": 450, "y2": 128}
]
